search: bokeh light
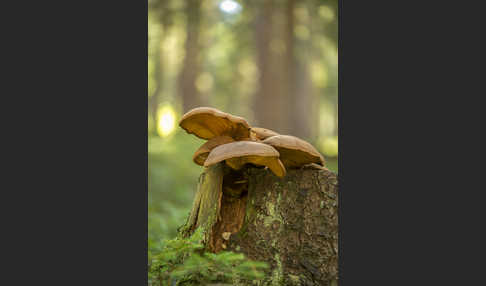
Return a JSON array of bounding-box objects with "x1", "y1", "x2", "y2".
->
[
  {"x1": 320, "y1": 136, "x2": 338, "y2": 157},
  {"x1": 219, "y1": 0, "x2": 242, "y2": 15},
  {"x1": 156, "y1": 105, "x2": 176, "y2": 137}
]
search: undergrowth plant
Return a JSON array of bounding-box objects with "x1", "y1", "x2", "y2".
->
[{"x1": 149, "y1": 228, "x2": 268, "y2": 286}]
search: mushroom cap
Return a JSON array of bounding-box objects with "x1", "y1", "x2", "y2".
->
[
  {"x1": 204, "y1": 141, "x2": 286, "y2": 177},
  {"x1": 262, "y1": 135, "x2": 325, "y2": 168},
  {"x1": 250, "y1": 127, "x2": 280, "y2": 141},
  {"x1": 301, "y1": 163, "x2": 329, "y2": 171},
  {"x1": 192, "y1": 135, "x2": 235, "y2": 166},
  {"x1": 179, "y1": 107, "x2": 251, "y2": 140}
]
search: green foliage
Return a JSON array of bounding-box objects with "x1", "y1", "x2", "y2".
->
[
  {"x1": 148, "y1": 131, "x2": 203, "y2": 245},
  {"x1": 149, "y1": 229, "x2": 268, "y2": 286}
]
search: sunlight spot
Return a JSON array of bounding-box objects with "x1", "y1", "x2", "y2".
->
[
  {"x1": 310, "y1": 61, "x2": 328, "y2": 88},
  {"x1": 157, "y1": 105, "x2": 176, "y2": 137},
  {"x1": 319, "y1": 103, "x2": 336, "y2": 137},
  {"x1": 320, "y1": 136, "x2": 338, "y2": 157},
  {"x1": 219, "y1": 0, "x2": 242, "y2": 14},
  {"x1": 318, "y1": 5, "x2": 335, "y2": 22}
]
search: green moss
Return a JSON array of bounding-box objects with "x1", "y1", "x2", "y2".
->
[
  {"x1": 262, "y1": 192, "x2": 283, "y2": 229},
  {"x1": 268, "y1": 190, "x2": 285, "y2": 285},
  {"x1": 271, "y1": 253, "x2": 283, "y2": 285}
]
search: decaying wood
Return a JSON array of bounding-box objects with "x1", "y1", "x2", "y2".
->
[
  {"x1": 179, "y1": 163, "x2": 223, "y2": 242},
  {"x1": 180, "y1": 163, "x2": 338, "y2": 286},
  {"x1": 209, "y1": 167, "x2": 249, "y2": 252}
]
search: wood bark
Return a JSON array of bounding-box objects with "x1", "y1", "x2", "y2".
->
[{"x1": 180, "y1": 163, "x2": 338, "y2": 286}]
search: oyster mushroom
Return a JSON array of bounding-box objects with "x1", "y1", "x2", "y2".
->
[
  {"x1": 204, "y1": 141, "x2": 286, "y2": 178},
  {"x1": 249, "y1": 127, "x2": 280, "y2": 141},
  {"x1": 192, "y1": 135, "x2": 235, "y2": 166},
  {"x1": 262, "y1": 135, "x2": 325, "y2": 168},
  {"x1": 179, "y1": 107, "x2": 251, "y2": 140}
]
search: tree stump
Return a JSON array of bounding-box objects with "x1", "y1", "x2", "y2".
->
[{"x1": 180, "y1": 163, "x2": 338, "y2": 286}]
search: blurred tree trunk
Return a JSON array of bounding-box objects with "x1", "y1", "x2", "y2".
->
[
  {"x1": 179, "y1": 0, "x2": 204, "y2": 113},
  {"x1": 149, "y1": 40, "x2": 162, "y2": 136},
  {"x1": 283, "y1": 0, "x2": 296, "y2": 136},
  {"x1": 148, "y1": 0, "x2": 170, "y2": 136},
  {"x1": 180, "y1": 164, "x2": 339, "y2": 286},
  {"x1": 289, "y1": 60, "x2": 317, "y2": 141},
  {"x1": 253, "y1": 0, "x2": 317, "y2": 141},
  {"x1": 288, "y1": 2, "x2": 318, "y2": 142},
  {"x1": 253, "y1": 0, "x2": 291, "y2": 134}
]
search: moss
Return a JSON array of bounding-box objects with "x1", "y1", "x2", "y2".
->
[
  {"x1": 287, "y1": 274, "x2": 300, "y2": 284},
  {"x1": 263, "y1": 186, "x2": 286, "y2": 283},
  {"x1": 202, "y1": 209, "x2": 219, "y2": 245},
  {"x1": 262, "y1": 192, "x2": 283, "y2": 229},
  {"x1": 244, "y1": 197, "x2": 257, "y2": 223},
  {"x1": 271, "y1": 253, "x2": 283, "y2": 286}
]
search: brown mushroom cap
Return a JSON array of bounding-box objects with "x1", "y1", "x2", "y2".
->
[
  {"x1": 192, "y1": 135, "x2": 235, "y2": 166},
  {"x1": 250, "y1": 127, "x2": 280, "y2": 141},
  {"x1": 179, "y1": 107, "x2": 251, "y2": 140},
  {"x1": 204, "y1": 141, "x2": 286, "y2": 177},
  {"x1": 262, "y1": 135, "x2": 325, "y2": 168},
  {"x1": 301, "y1": 163, "x2": 329, "y2": 171}
]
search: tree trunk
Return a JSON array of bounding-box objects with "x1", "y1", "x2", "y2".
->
[
  {"x1": 253, "y1": 0, "x2": 291, "y2": 134},
  {"x1": 180, "y1": 163, "x2": 338, "y2": 286},
  {"x1": 289, "y1": 61, "x2": 317, "y2": 141},
  {"x1": 149, "y1": 33, "x2": 163, "y2": 136},
  {"x1": 148, "y1": 0, "x2": 170, "y2": 136},
  {"x1": 179, "y1": 0, "x2": 204, "y2": 113},
  {"x1": 288, "y1": 2, "x2": 318, "y2": 142}
]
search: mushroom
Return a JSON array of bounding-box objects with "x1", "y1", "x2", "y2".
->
[
  {"x1": 262, "y1": 135, "x2": 325, "y2": 168},
  {"x1": 204, "y1": 141, "x2": 286, "y2": 178},
  {"x1": 249, "y1": 127, "x2": 280, "y2": 141},
  {"x1": 302, "y1": 163, "x2": 329, "y2": 171},
  {"x1": 192, "y1": 135, "x2": 235, "y2": 166},
  {"x1": 179, "y1": 107, "x2": 251, "y2": 141}
]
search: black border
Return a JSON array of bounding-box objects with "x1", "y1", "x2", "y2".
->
[{"x1": 4, "y1": 0, "x2": 148, "y2": 284}]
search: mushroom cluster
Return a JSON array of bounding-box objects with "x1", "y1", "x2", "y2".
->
[
  {"x1": 179, "y1": 106, "x2": 326, "y2": 177},
  {"x1": 179, "y1": 107, "x2": 327, "y2": 252}
]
